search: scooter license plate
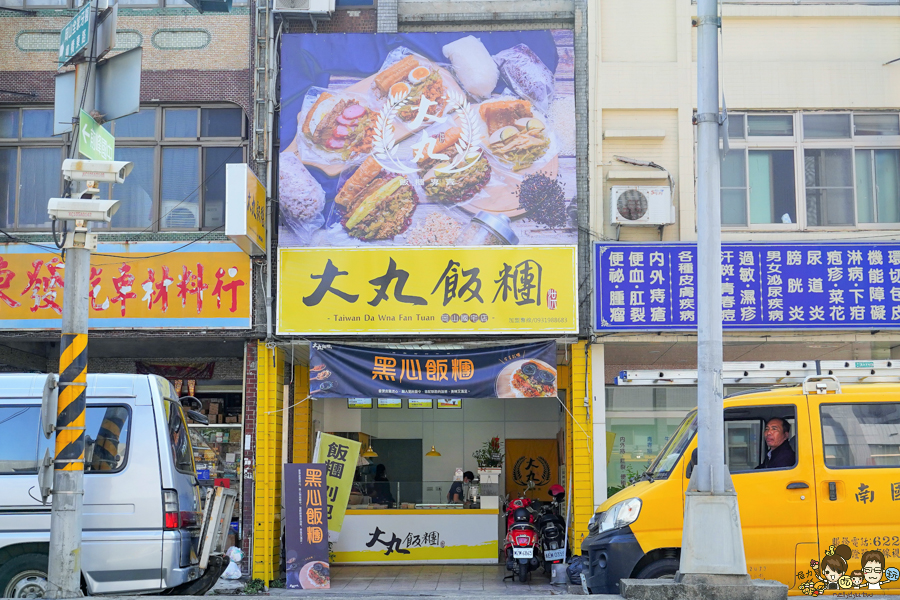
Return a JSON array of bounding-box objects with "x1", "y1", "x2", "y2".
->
[
  {"x1": 513, "y1": 548, "x2": 533, "y2": 559},
  {"x1": 544, "y1": 548, "x2": 565, "y2": 561}
]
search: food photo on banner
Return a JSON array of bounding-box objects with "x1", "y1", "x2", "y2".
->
[
  {"x1": 594, "y1": 242, "x2": 900, "y2": 330},
  {"x1": 308, "y1": 340, "x2": 557, "y2": 399},
  {"x1": 277, "y1": 31, "x2": 576, "y2": 248},
  {"x1": 284, "y1": 464, "x2": 331, "y2": 590}
]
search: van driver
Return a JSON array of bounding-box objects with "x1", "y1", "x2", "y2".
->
[{"x1": 755, "y1": 417, "x2": 795, "y2": 469}]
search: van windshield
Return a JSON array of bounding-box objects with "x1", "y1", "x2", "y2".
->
[{"x1": 645, "y1": 410, "x2": 697, "y2": 480}]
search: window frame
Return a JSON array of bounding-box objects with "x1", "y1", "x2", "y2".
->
[
  {"x1": 819, "y1": 401, "x2": 900, "y2": 470},
  {"x1": 0, "y1": 104, "x2": 247, "y2": 233},
  {"x1": 720, "y1": 111, "x2": 900, "y2": 232},
  {"x1": 724, "y1": 404, "x2": 798, "y2": 473}
]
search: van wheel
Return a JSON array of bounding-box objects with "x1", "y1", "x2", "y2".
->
[
  {"x1": 636, "y1": 558, "x2": 679, "y2": 580},
  {"x1": 0, "y1": 553, "x2": 49, "y2": 598}
]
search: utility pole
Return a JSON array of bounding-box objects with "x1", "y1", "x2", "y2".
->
[
  {"x1": 677, "y1": 0, "x2": 749, "y2": 584},
  {"x1": 46, "y1": 2, "x2": 98, "y2": 596}
]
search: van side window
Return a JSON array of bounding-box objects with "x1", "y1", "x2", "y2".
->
[
  {"x1": 725, "y1": 405, "x2": 797, "y2": 472},
  {"x1": 0, "y1": 406, "x2": 40, "y2": 473},
  {"x1": 85, "y1": 406, "x2": 131, "y2": 472},
  {"x1": 821, "y1": 403, "x2": 900, "y2": 468},
  {"x1": 166, "y1": 400, "x2": 194, "y2": 473}
]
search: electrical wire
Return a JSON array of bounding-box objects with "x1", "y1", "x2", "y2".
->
[{"x1": 89, "y1": 224, "x2": 225, "y2": 266}]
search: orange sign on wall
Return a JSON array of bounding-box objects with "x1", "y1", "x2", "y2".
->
[{"x1": 0, "y1": 242, "x2": 251, "y2": 329}]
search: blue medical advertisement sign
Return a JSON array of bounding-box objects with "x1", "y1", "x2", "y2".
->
[{"x1": 594, "y1": 242, "x2": 900, "y2": 331}]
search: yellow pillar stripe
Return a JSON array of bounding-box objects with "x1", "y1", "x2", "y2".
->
[
  {"x1": 55, "y1": 426, "x2": 86, "y2": 448},
  {"x1": 58, "y1": 457, "x2": 85, "y2": 471},
  {"x1": 57, "y1": 367, "x2": 87, "y2": 412},
  {"x1": 60, "y1": 334, "x2": 87, "y2": 371}
]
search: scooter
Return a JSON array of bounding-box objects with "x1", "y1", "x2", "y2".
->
[
  {"x1": 503, "y1": 495, "x2": 541, "y2": 583},
  {"x1": 535, "y1": 484, "x2": 569, "y2": 575}
]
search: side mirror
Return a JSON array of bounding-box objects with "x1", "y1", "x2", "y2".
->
[
  {"x1": 686, "y1": 448, "x2": 698, "y2": 479},
  {"x1": 186, "y1": 410, "x2": 208, "y2": 425},
  {"x1": 179, "y1": 395, "x2": 203, "y2": 411}
]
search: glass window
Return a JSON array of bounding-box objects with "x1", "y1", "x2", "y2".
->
[
  {"x1": 748, "y1": 115, "x2": 793, "y2": 137},
  {"x1": 721, "y1": 150, "x2": 747, "y2": 225},
  {"x1": 85, "y1": 406, "x2": 131, "y2": 472},
  {"x1": 854, "y1": 114, "x2": 900, "y2": 137},
  {"x1": 21, "y1": 109, "x2": 54, "y2": 138},
  {"x1": 18, "y1": 147, "x2": 62, "y2": 228},
  {"x1": 856, "y1": 149, "x2": 900, "y2": 224},
  {"x1": 804, "y1": 114, "x2": 852, "y2": 139},
  {"x1": 166, "y1": 400, "x2": 194, "y2": 473},
  {"x1": 201, "y1": 108, "x2": 243, "y2": 138},
  {"x1": 161, "y1": 147, "x2": 200, "y2": 229},
  {"x1": 203, "y1": 146, "x2": 242, "y2": 228},
  {"x1": 805, "y1": 148, "x2": 854, "y2": 226},
  {"x1": 726, "y1": 419, "x2": 762, "y2": 472},
  {"x1": 0, "y1": 406, "x2": 40, "y2": 474},
  {"x1": 645, "y1": 411, "x2": 696, "y2": 480},
  {"x1": 106, "y1": 147, "x2": 156, "y2": 229},
  {"x1": 164, "y1": 108, "x2": 198, "y2": 138},
  {"x1": 0, "y1": 148, "x2": 17, "y2": 228},
  {"x1": 0, "y1": 110, "x2": 19, "y2": 138},
  {"x1": 821, "y1": 403, "x2": 900, "y2": 468},
  {"x1": 720, "y1": 149, "x2": 796, "y2": 225},
  {"x1": 115, "y1": 109, "x2": 156, "y2": 138}
]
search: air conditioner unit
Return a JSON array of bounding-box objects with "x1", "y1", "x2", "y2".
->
[
  {"x1": 273, "y1": 0, "x2": 333, "y2": 13},
  {"x1": 610, "y1": 186, "x2": 674, "y2": 226},
  {"x1": 161, "y1": 201, "x2": 200, "y2": 230}
]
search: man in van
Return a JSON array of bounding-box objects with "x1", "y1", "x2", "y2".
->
[{"x1": 755, "y1": 417, "x2": 795, "y2": 469}]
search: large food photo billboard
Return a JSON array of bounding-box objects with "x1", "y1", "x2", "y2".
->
[{"x1": 277, "y1": 30, "x2": 576, "y2": 248}]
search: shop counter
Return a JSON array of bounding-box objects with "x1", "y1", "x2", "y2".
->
[{"x1": 334, "y1": 509, "x2": 500, "y2": 564}]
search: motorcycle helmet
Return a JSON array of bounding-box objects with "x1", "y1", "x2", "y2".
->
[
  {"x1": 548, "y1": 484, "x2": 565, "y2": 501},
  {"x1": 514, "y1": 507, "x2": 531, "y2": 523}
]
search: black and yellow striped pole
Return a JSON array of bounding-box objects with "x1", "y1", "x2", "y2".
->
[{"x1": 55, "y1": 334, "x2": 88, "y2": 472}]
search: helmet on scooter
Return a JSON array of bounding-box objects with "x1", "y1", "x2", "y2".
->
[
  {"x1": 548, "y1": 484, "x2": 565, "y2": 500},
  {"x1": 513, "y1": 507, "x2": 531, "y2": 523}
]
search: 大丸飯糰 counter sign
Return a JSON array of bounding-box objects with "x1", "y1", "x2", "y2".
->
[{"x1": 313, "y1": 432, "x2": 361, "y2": 541}]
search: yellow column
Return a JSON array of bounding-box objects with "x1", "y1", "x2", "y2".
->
[
  {"x1": 567, "y1": 341, "x2": 594, "y2": 554},
  {"x1": 252, "y1": 342, "x2": 285, "y2": 582},
  {"x1": 292, "y1": 364, "x2": 312, "y2": 463}
]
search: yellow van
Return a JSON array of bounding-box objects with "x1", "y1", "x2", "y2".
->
[{"x1": 581, "y1": 377, "x2": 900, "y2": 596}]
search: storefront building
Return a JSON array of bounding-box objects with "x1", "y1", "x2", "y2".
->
[
  {"x1": 0, "y1": 0, "x2": 260, "y2": 556},
  {"x1": 244, "y1": 0, "x2": 597, "y2": 584},
  {"x1": 587, "y1": 1, "x2": 900, "y2": 496}
]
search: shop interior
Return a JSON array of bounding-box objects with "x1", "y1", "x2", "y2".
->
[{"x1": 320, "y1": 396, "x2": 567, "y2": 508}]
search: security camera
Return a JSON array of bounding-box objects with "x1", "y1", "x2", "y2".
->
[
  {"x1": 62, "y1": 159, "x2": 134, "y2": 184},
  {"x1": 48, "y1": 198, "x2": 120, "y2": 223}
]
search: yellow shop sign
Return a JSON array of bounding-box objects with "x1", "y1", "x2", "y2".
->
[{"x1": 277, "y1": 246, "x2": 577, "y2": 335}]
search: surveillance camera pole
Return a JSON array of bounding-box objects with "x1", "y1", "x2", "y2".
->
[
  {"x1": 46, "y1": 1, "x2": 100, "y2": 597},
  {"x1": 677, "y1": 0, "x2": 749, "y2": 583}
]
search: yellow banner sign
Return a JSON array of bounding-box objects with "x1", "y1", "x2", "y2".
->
[
  {"x1": 277, "y1": 246, "x2": 577, "y2": 335},
  {"x1": 0, "y1": 244, "x2": 251, "y2": 329},
  {"x1": 313, "y1": 432, "x2": 361, "y2": 542}
]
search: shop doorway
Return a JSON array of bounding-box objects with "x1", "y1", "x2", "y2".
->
[
  {"x1": 370, "y1": 439, "x2": 423, "y2": 505},
  {"x1": 504, "y1": 439, "x2": 559, "y2": 502}
]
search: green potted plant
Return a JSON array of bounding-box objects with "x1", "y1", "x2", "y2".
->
[{"x1": 473, "y1": 437, "x2": 503, "y2": 509}]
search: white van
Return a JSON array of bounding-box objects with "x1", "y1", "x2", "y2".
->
[{"x1": 0, "y1": 373, "x2": 229, "y2": 597}]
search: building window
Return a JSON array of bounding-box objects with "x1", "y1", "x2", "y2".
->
[
  {"x1": 720, "y1": 111, "x2": 900, "y2": 230},
  {"x1": 0, "y1": 105, "x2": 247, "y2": 233}
]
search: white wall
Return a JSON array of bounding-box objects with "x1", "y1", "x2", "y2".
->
[{"x1": 319, "y1": 397, "x2": 562, "y2": 501}]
